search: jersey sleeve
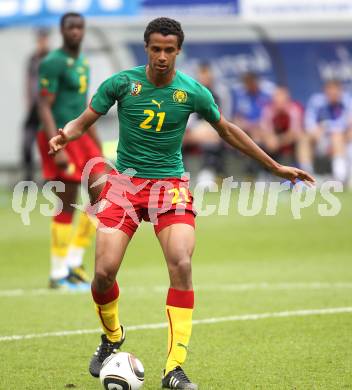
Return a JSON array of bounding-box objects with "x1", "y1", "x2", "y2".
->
[
  {"x1": 194, "y1": 84, "x2": 221, "y2": 123},
  {"x1": 90, "y1": 73, "x2": 129, "y2": 115},
  {"x1": 38, "y1": 56, "x2": 63, "y2": 96}
]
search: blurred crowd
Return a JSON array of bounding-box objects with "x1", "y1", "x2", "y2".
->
[
  {"x1": 183, "y1": 63, "x2": 352, "y2": 187},
  {"x1": 22, "y1": 31, "x2": 352, "y2": 187}
]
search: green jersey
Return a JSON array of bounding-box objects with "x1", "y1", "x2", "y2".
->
[
  {"x1": 38, "y1": 48, "x2": 89, "y2": 128},
  {"x1": 90, "y1": 65, "x2": 221, "y2": 178}
]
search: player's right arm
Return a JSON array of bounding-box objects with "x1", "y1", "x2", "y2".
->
[
  {"x1": 49, "y1": 73, "x2": 123, "y2": 155},
  {"x1": 49, "y1": 108, "x2": 100, "y2": 154}
]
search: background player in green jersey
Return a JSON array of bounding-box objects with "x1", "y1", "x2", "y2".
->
[
  {"x1": 38, "y1": 13, "x2": 106, "y2": 290},
  {"x1": 48, "y1": 17, "x2": 315, "y2": 389}
]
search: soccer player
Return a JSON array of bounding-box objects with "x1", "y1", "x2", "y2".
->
[
  {"x1": 38, "y1": 12, "x2": 106, "y2": 289},
  {"x1": 48, "y1": 17, "x2": 314, "y2": 389}
]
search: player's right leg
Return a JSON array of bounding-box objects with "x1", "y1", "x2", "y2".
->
[
  {"x1": 89, "y1": 227, "x2": 131, "y2": 377},
  {"x1": 89, "y1": 169, "x2": 143, "y2": 377}
]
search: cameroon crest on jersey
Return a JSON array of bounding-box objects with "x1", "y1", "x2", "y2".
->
[
  {"x1": 131, "y1": 81, "x2": 142, "y2": 96},
  {"x1": 173, "y1": 89, "x2": 188, "y2": 103}
]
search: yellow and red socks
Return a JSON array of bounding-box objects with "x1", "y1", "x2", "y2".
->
[
  {"x1": 92, "y1": 281, "x2": 123, "y2": 342},
  {"x1": 50, "y1": 211, "x2": 73, "y2": 280},
  {"x1": 165, "y1": 288, "x2": 194, "y2": 375},
  {"x1": 66, "y1": 211, "x2": 96, "y2": 268}
]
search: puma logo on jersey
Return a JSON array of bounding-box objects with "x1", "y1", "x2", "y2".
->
[{"x1": 152, "y1": 99, "x2": 163, "y2": 109}]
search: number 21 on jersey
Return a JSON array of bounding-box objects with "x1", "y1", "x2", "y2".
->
[{"x1": 140, "y1": 110, "x2": 166, "y2": 132}]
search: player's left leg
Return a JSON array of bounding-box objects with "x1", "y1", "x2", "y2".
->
[{"x1": 156, "y1": 217, "x2": 198, "y2": 390}]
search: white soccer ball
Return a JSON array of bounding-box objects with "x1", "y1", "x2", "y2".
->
[{"x1": 100, "y1": 352, "x2": 144, "y2": 390}]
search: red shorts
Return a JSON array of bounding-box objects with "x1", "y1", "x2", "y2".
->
[
  {"x1": 37, "y1": 130, "x2": 105, "y2": 182},
  {"x1": 95, "y1": 171, "x2": 196, "y2": 237}
]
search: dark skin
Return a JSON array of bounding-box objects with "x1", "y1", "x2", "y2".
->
[
  {"x1": 145, "y1": 33, "x2": 180, "y2": 87},
  {"x1": 49, "y1": 32, "x2": 315, "y2": 294},
  {"x1": 38, "y1": 15, "x2": 103, "y2": 207}
]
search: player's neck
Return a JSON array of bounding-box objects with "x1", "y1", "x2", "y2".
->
[
  {"x1": 146, "y1": 65, "x2": 176, "y2": 87},
  {"x1": 61, "y1": 45, "x2": 80, "y2": 58}
]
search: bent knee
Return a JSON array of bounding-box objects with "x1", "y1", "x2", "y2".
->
[{"x1": 93, "y1": 267, "x2": 116, "y2": 293}]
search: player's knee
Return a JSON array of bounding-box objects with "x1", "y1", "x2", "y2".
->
[
  {"x1": 93, "y1": 268, "x2": 116, "y2": 292},
  {"x1": 169, "y1": 254, "x2": 192, "y2": 275}
]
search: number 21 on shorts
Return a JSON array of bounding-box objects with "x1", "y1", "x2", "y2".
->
[{"x1": 168, "y1": 187, "x2": 191, "y2": 204}]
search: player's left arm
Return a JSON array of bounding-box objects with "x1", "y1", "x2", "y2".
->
[
  {"x1": 48, "y1": 107, "x2": 100, "y2": 155},
  {"x1": 212, "y1": 115, "x2": 315, "y2": 184}
]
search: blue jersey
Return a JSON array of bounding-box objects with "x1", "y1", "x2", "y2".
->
[
  {"x1": 305, "y1": 93, "x2": 352, "y2": 134},
  {"x1": 231, "y1": 88, "x2": 271, "y2": 122}
]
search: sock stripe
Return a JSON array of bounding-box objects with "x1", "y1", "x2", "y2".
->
[
  {"x1": 98, "y1": 306, "x2": 120, "y2": 333},
  {"x1": 166, "y1": 309, "x2": 174, "y2": 359}
]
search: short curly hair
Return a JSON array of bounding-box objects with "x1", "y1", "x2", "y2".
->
[
  {"x1": 60, "y1": 12, "x2": 84, "y2": 29},
  {"x1": 144, "y1": 17, "x2": 184, "y2": 49}
]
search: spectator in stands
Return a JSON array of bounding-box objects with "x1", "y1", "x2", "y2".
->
[
  {"x1": 261, "y1": 86, "x2": 303, "y2": 166},
  {"x1": 232, "y1": 72, "x2": 272, "y2": 143},
  {"x1": 22, "y1": 28, "x2": 50, "y2": 181},
  {"x1": 297, "y1": 79, "x2": 351, "y2": 183},
  {"x1": 231, "y1": 72, "x2": 272, "y2": 178}
]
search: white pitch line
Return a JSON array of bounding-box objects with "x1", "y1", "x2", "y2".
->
[
  {"x1": 0, "y1": 307, "x2": 351, "y2": 342},
  {"x1": 1, "y1": 282, "x2": 352, "y2": 298}
]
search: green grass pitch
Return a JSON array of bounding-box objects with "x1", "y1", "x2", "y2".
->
[{"x1": 0, "y1": 189, "x2": 351, "y2": 389}]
